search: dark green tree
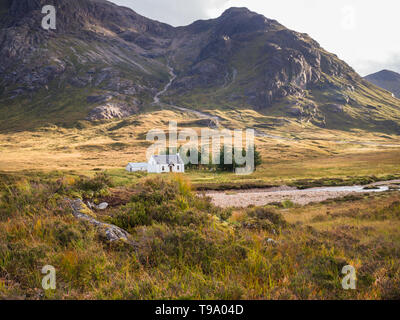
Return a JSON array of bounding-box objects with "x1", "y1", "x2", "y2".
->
[
  {"x1": 254, "y1": 145, "x2": 262, "y2": 171},
  {"x1": 184, "y1": 147, "x2": 202, "y2": 170}
]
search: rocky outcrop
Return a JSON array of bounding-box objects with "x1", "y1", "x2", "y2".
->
[
  {"x1": 165, "y1": 8, "x2": 359, "y2": 110},
  {"x1": 0, "y1": 0, "x2": 172, "y2": 113},
  {"x1": 67, "y1": 198, "x2": 137, "y2": 246},
  {"x1": 86, "y1": 102, "x2": 140, "y2": 121}
]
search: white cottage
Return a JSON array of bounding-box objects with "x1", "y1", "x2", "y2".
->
[
  {"x1": 126, "y1": 162, "x2": 148, "y2": 172},
  {"x1": 148, "y1": 154, "x2": 185, "y2": 173}
]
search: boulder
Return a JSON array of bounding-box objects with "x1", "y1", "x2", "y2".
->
[
  {"x1": 66, "y1": 199, "x2": 137, "y2": 246},
  {"x1": 266, "y1": 238, "x2": 278, "y2": 246},
  {"x1": 96, "y1": 202, "x2": 109, "y2": 210}
]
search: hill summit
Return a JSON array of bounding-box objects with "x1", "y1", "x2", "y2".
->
[{"x1": 365, "y1": 69, "x2": 400, "y2": 98}]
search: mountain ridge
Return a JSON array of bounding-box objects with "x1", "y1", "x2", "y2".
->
[{"x1": 0, "y1": 0, "x2": 399, "y2": 133}]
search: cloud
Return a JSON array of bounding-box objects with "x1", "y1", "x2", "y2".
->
[
  {"x1": 110, "y1": 0, "x2": 400, "y2": 75},
  {"x1": 356, "y1": 54, "x2": 400, "y2": 76},
  {"x1": 113, "y1": 0, "x2": 229, "y2": 26}
]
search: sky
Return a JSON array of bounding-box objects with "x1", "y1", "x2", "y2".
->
[{"x1": 112, "y1": 0, "x2": 400, "y2": 76}]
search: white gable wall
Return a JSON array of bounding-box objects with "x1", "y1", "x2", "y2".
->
[{"x1": 148, "y1": 157, "x2": 160, "y2": 173}]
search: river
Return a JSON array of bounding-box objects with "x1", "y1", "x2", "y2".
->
[{"x1": 205, "y1": 181, "x2": 399, "y2": 208}]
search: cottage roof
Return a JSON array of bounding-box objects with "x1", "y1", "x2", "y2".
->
[
  {"x1": 151, "y1": 154, "x2": 184, "y2": 165},
  {"x1": 127, "y1": 163, "x2": 148, "y2": 168}
]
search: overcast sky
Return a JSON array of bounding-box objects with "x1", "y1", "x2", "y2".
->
[{"x1": 112, "y1": 0, "x2": 400, "y2": 76}]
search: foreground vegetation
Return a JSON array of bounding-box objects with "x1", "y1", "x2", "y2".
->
[{"x1": 0, "y1": 171, "x2": 399, "y2": 299}]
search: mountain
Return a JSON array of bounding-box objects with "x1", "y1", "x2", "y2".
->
[
  {"x1": 364, "y1": 70, "x2": 400, "y2": 98},
  {"x1": 1, "y1": 0, "x2": 400, "y2": 133},
  {"x1": 169, "y1": 8, "x2": 356, "y2": 107},
  {"x1": 0, "y1": 0, "x2": 174, "y2": 129}
]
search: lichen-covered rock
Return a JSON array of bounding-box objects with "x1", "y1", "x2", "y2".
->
[
  {"x1": 87, "y1": 201, "x2": 109, "y2": 210},
  {"x1": 96, "y1": 202, "x2": 109, "y2": 210},
  {"x1": 265, "y1": 238, "x2": 278, "y2": 246},
  {"x1": 86, "y1": 103, "x2": 139, "y2": 121},
  {"x1": 66, "y1": 199, "x2": 137, "y2": 246}
]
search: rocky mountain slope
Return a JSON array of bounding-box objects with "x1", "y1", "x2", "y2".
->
[
  {"x1": 0, "y1": 0, "x2": 400, "y2": 133},
  {"x1": 365, "y1": 70, "x2": 400, "y2": 98},
  {"x1": 0, "y1": 0, "x2": 174, "y2": 129}
]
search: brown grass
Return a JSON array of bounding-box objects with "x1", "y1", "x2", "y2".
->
[{"x1": 0, "y1": 173, "x2": 399, "y2": 300}]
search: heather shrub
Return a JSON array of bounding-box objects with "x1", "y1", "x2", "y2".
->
[
  {"x1": 247, "y1": 206, "x2": 288, "y2": 229},
  {"x1": 110, "y1": 202, "x2": 151, "y2": 231},
  {"x1": 131, "y1": 177, "x2": 178, "y2": 205},
  {"x1": 75, "y1": 173, "x2": 113, "y2": 193}
]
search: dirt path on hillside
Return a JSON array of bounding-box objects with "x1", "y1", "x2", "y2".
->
[{"x1": 205, "y1": 180, "x2": 400, "y2": 208}]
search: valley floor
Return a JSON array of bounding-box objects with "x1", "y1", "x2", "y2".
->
[
  {"x1": 0, "y1": 109, "x2": 399, "y2": 300},
  {"x1": 0, "y1": 108, "x2": 400, "y2": 193}
]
